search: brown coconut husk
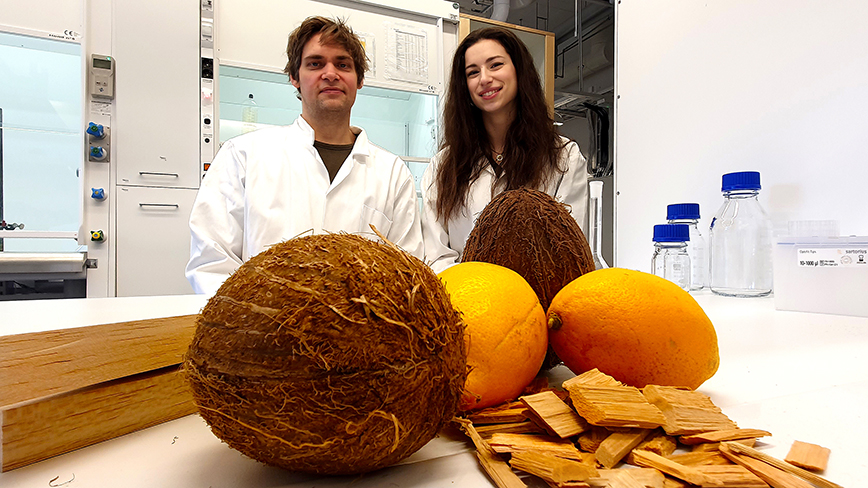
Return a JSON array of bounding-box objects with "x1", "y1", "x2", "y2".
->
[
  {"x1": 184, "y1": 233, "x2": 466, "y2": 475},
  {"x1": 461, "y1": 188, "x2": 595, "y2": 369}
]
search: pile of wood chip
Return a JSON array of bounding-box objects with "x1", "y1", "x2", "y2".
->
[{"x1": 454, "y1": 369, "x2": 838, "y2": 488}]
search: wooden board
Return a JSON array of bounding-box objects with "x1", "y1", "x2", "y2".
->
[
  {"x1": 1, "y1": 365, "x2": 196, "y2": 472},
  {"x1": 785, "y1": 440, "x2": 831, "y2": 472},
  {"x1": 0, "y1": 314, "x2": 197, "y2": 409},
  {"x1": 520, "y1": 391, "x2": 589, "y2": 438},
  {"x1": 642, "y1": 385, "x2": 736, "y2": 436},
  {"x1": 569, "y1": 385, "x2": 666, "y2": 429}
]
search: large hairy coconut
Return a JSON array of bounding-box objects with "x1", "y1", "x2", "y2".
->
[
  {"x1": 185, "y1": 234, "x2": 466, "y2": 475},
  {"x1": 462, "y1": 188, "x2": 595, "y2": 310},
  {"x1": 461, "y1": 188, "x2": 595, "y2": 369}
]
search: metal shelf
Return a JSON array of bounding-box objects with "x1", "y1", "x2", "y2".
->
[{"x1": 0, "y1": 231, "x2": 78, "y2": 239}]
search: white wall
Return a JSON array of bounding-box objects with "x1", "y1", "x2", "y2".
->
[
  {"x1": 0, "y1": 0, "x2": 81, "y2": 37},
  {"x1": 615, "y1": 0, "x2": 868, "y2": 271},
  {"x1": 218, "y1": 0, "x2": 448, "y2": 95}
]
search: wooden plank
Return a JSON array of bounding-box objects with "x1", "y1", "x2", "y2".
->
[
  {"x1": 662, "y1": 478, "x2": 689, "y2": 488},
  {"x1": 642, "y1": 385, "x2": 737, "y2": 436},
  {"x1": 477, "y1": 450, "x2": 529, "y2": 488},
  {"x1": 570, "y1": 385, "x2": 666, "y2": 429},
  {"x1": 0, "y1": 314, "x2": 198, "y2": 408},
  {"x1": 784, "y1": 440, "x2": 830, "y2": 472},
  {"x1": 475, "y1": 421, "x2": 544, "y2": 438},
  {"x1": 666, "y1": 451, "x2": 730, "y2": 466},
  {"x1": 510, "y1": 451, "x2": 598, "y2": 484},
  {"x1": 631, "y1": 450, "x2": 722, "y2": 486},
  {"x1": 693, "y1": 465, "x2": 769, "y2": 487},
  {"x1": 587, "y1": 468, "x2": 666, "y2": 488},
  {"x1": 680, "y1": 429, "x2": 772, "y2": 445},
  {"x1": 626, "y1": 429, "x2": 678, "y2": 465},
  {"x1": 467, "y1": 400, "x2": 530, "y2": 424},
  {"x1": 453, "y1": 418, "x2": 527, "y2": 488},
  {"x1": 521, "y1": 391, "x2": 589, "y2": 438},
  {"x1": 693, "y1": 438, "x2": 757, "y2": 453},
  {"x1": 605, "y1": 470, "x2": 649, "y2": 488},
  {"x1": 595, "y1": 429, "x2": 651, "y2": 468},
  {"x1": 563, "y1": 368, "x2": 623, "y2": 390},
  {"x1": 1, "y1": 365, "x2": 195, "y2": 472},
  {"x1": 577, "y1": 426, "x2": 610, "y2": 453},
  {"x1": 721, "y1": 442, "x2": 842, "y2": 488},
  {"x1": 489, "y1": 433, "x2": 584, "y2": 460},
  {"x1": 718, "y1": 444, "x2": 814, "y2": 488}
]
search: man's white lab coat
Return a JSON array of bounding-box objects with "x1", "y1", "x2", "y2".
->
[
  {"x1": 420, "y1": 139, "x2": 589, "y2": 274},
  {"x1": 186, "y1": 117, "x2": 423, "y2": 295}
]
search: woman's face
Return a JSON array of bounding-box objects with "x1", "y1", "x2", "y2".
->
[{"x1": 464, "y1": 39, "x2": 518, "y2": 120}]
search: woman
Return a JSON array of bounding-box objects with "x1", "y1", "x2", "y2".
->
[{"x1": 421, "y1": 27, "x2": 589, "y2": 273}]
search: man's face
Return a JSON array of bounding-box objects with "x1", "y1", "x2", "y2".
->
[{"x1": 291, "y1": 33, "x2": 362, "y2": 120}]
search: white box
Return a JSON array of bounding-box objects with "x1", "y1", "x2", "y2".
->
[{"x1": 774, "y1": 236, "x2": 868, "y2": 317}]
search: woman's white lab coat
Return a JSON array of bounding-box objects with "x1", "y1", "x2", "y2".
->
[
  {"x1": 186, "y1": 117, "x2": 423, "y2": 295},
  {"x1": 420, "y1": 138, "x2": 589, "y2": 274}
]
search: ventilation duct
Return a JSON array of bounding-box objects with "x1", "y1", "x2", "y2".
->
[
  {"x1": 490, "y1": 0, "x2": 537, "y2": 23},
  {"x1": 491, "y1": 0, "x2": 510, "y2": 22}
]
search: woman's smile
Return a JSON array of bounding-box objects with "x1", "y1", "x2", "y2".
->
[{"x1": 465, "y1": 39, "x2": 518, "y2": 119}]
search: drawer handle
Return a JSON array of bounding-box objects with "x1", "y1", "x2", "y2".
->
[
  {"x1": 139, "y1": 203, "x2": 180, "y2": 209},
  {"x1": 139, "y1": 171, "x2": 180, "y2": 177}
]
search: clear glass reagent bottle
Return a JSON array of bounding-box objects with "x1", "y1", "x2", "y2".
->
[
  {"x1": 667, "y1": 203, "x2": 706, "y2": 290},
  {"x1": 589, "y1": 180, "x2": 608, "y2": 270},
  {"x1": 652, "y1": 224, "x2": 691, "y2": 291},
  {"x1": 242, "y1": 93, "x2": 258, "y2": 133},
  {"x1": 709, "y1": 171, "x2": 773, "y2": 297}
]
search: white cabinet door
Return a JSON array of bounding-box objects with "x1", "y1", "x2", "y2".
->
[
  {"x1": 114, "y1": 0, "x2": 201, "y2": 189},
  {"x1": 116, "y1": 186, "x2": 197, "y2": 297}
]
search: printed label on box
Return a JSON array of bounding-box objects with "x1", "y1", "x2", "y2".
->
[{"x1": 797, "y1": 248, "x2": 868, "y2": 268}]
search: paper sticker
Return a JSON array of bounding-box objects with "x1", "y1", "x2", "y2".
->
[
  {"x1": 797, "y1": 248, "x2": 868, "y2": 268},
  {"x1": 90, "y1": 100, "x2": 112, "y2": 117},
  {"x1": 384, "y1": 23, "x2": 428, "y2": 85}
]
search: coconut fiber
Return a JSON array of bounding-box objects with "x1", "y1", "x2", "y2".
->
[
  {"x1": 462, "y1": 188, "x2": 594, "y2": 310},
  {"x1": 184, "y1": 234, "x2": 466, "y2": 475}
]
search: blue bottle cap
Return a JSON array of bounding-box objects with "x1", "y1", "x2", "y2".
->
[
  {"x1": 667, "y1": 203, "x2": 700, "y2": 220},
  {"x1": 722, "y1": 171, "x2": 761, "y2": 192},
  {"x1": 653, "y1": 224, "x2": 690, "y2": 242}
]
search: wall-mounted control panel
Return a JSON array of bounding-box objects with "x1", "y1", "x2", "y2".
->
[
  {"x1": 90, "y1": 54, "x2": 115, "y2": 99},
  {"x1": 200, "y1": 0, "x2": 216, "y2": 179}
]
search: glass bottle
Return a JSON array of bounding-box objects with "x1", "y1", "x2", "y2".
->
[
  {"x1": 667, "y1": 203, "x2": 706, "y2": 290},
  {"x1": 588, "y1": 180, "x2": 608, "y2": 269},
  {"x1": 242, "y1": 93, "x2": 258, "y2": 133},
  {"x1": 709, "y1": 171, "x2": 773, "y2": 297},
  {"x1": 652, "y1": 224, "x2": 691, "y2": 291}
]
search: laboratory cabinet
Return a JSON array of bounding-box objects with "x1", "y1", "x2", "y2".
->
[
  {"x1": 115, "y1": 186, "x2": 196, "y2": 297},
  {"x1": 112, "y1": 0, "x2": 201, "y2": 189},
  {"x1": 109, "y1": 0, "x2": 201, "y2": 298}
]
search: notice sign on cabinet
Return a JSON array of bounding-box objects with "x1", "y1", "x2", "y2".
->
[{"x1": 385, "y1": 22, "x2": 429, "y2": 85}]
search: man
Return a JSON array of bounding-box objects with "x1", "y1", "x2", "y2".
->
[{"x1": 186, "y1": 16, "x2": 423, "y2": 295}]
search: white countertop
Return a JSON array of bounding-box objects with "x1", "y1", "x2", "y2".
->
[
  {"x1": 1, "y1": 292, "x2": 866, "y2": 487},
  {"x1": 0, "y1": 294, "x2": 209, "y2": 336}
]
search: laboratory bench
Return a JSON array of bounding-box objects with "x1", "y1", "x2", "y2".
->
[{"x1": 0, "y1": 291, "x2": 866, "y2": 487}]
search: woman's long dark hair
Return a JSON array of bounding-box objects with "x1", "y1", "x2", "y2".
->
[{"x1": 435, "y1": 27, "x2": 565, "y2": 223}]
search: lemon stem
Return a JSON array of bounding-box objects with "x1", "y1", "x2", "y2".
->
[{"x1": 548, "y1": 313, "x2": 562, "y2": 331}]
